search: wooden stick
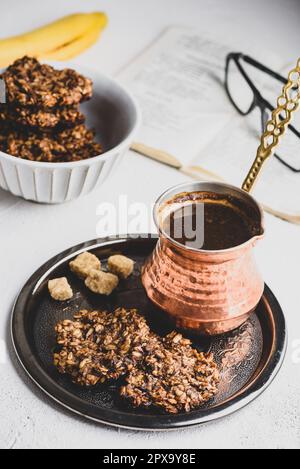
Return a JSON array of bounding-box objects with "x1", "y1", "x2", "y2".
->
[{"x1": 130, "y1": 143, "x2": 300, "y2": 224}]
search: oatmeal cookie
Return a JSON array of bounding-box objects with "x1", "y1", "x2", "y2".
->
[
  {"x1": 0, "y1": 124, "x2": 102, "y2": 162},
  {"x1": 53, "y1": 308, "x2": 220, "y2": 413},
  {"x1": 120, "y1": 331, "x2": 219, "y2": 413},
  {"x1": 54, "y1": 308, "x2": 153, "y2": 386},
  {"x1": 2, "y1": 56, "x2": 93, "y2": 108},
  {"x1": 0, "y1": 103, "x2": 85, "y2": 129}
]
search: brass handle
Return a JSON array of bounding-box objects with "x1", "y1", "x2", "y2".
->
[{"x1": 242, "y1": 59, "x2": 300, "y2": 192}]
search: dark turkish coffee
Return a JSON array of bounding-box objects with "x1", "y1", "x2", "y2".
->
[{"x1": 163, "y1": 192, "x2": 256, "y2": 250}]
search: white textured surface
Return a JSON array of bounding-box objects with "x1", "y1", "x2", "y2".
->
[{"x1": 0, "y1": 0, "x2": 300, "y2": 450}]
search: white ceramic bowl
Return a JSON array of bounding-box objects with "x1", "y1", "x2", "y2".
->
[{"x1": 0, "y1": 64, "x2": 140, "y2": 203}]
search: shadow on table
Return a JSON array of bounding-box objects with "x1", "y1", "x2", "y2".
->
[{"x1": 0, "y1": 187, "x2": 21, "y2": 213}]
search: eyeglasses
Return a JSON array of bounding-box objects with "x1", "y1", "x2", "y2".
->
[{"x1": 225, "y1": 53, "x2": 300, "y2": 172}]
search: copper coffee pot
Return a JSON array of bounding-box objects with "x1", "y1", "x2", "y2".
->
[{"x1": 142, "y1": 59, "x2": 300, "y2": 335}]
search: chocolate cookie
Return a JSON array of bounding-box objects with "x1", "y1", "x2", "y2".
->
[{"x1": 2, "y1": 56, "x2": 93, "y2": 108}]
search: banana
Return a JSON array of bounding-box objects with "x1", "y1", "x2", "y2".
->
[
  {"x1": 0, "y1": 12, "x2": 108, "y2": 67},
  {"x1": 43, "y1": 24, "x2": 102, "y2": 61}
]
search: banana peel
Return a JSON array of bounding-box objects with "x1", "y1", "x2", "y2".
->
[{"x1": 0, "y1": 12, "x2": 108, "y2": 67}]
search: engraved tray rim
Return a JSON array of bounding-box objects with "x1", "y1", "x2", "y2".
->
[{"x1": 11, "y1": 235, "x2": 287, "y2": 431}]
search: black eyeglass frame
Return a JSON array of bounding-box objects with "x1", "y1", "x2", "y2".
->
[{"x1": 225, "y1": 53, "x2": 300, "y2": 172}]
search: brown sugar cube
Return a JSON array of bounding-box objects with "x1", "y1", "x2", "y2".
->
[
  {"x1": 69, "y1": 252, "x2": 101, "y2": 279},
  {"x1": 85, "y1": 270, "x2": 119, "y2": 296},
  {"x1": 107, "y1": 255, "x2": 134, "y2": 279},
  {"x1": 48, "y1": 277, "x2": 73, "y2": 301}
]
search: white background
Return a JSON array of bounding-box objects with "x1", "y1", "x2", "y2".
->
[{"x1": 0, "y1": 0, "x2": 300, "y2": 450}]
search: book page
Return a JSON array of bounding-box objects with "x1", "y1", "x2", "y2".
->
[
  {"x1": 118, "y1": 26, "x2": 233, "y2": 165},
  {"x1": 119, "y1": 26, "x2": 299, "y2": 216},
  {"x1": 192, "y1": 63, "x2": 300, "y2": 216},
  {"x1": 194, "y1": 110, "x2": 300, "y2": 215}
]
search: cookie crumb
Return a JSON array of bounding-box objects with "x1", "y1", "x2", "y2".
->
[
  {"x1": 85, "y1": 270, "x2": 119, "y2": 295},
  {"x1": 108, "y1": 255, "x2": 134, "y2": 279},
  {"x1": 48, "y1": 277, "x2": 73, "y2": 301},
  {"x1": 69, "y1": 252, "x2": 101, "y2": 279}
]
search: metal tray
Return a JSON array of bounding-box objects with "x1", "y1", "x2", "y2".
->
[{"x1": 11, "y1": 235, "x2": 287, "y2": 430}]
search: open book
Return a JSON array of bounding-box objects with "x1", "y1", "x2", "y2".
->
[{"x1": 118, "y1": 26, "x2": 300, "y2": 223}]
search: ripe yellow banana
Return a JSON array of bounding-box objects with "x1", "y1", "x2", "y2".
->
[
  {"x1": 43, "y1": 24, "x2": 102, "y2": 61},
  {"x1": 0, "y1": 12, "x2": 108, "y2": 67}
]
